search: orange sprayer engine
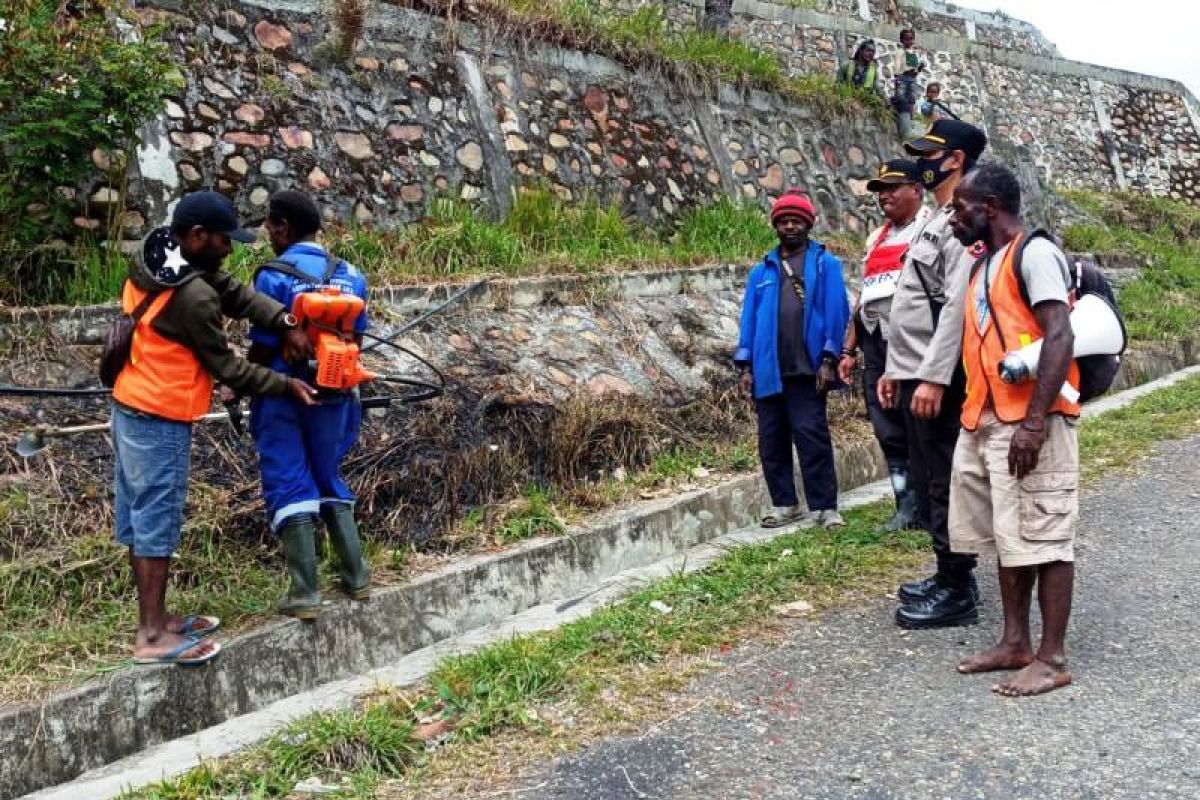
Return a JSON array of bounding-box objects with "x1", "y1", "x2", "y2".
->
[{"x1": 291, "y1": 287, "x2": 377, "y2": 391}]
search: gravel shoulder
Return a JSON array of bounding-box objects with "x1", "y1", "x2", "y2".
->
[{"x1": 511, "y1": 435, "x2": 1200, "y2": 800}]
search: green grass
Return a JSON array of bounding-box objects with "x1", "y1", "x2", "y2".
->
[
  {"x1": 73, "y1": 189, "x2": 780, "y2": 303},
  {"x1": 123, "y1": 374, "x2": 1200, "y2": 799},
  {"x1": 470, "y1": 1, "x2": 883, "y2": 119},
  {"x1": 494, "y1": 484, "x2": 565, "y2": 544},
  {"x1": 1061, "y1": 190, "x2": 1200, "y2": 343},
  {"x1": 129, "y1": 701, "x2": 421, "y2": 800},
  {"x1": 1079, "y1": 374, "x2": 1200, "y2": 481}
]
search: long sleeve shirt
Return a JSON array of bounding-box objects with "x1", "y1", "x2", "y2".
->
[{"x1": 883, "y1": 204, "x2": 973, "y2": 385}]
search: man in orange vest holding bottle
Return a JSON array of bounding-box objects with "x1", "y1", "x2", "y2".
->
[
  {"x1": 947, "y1": 164, "x2": 1080, "y2": 697},
  {"x1": 112, "y1": 191, "x2": 317, "y2": 666}
]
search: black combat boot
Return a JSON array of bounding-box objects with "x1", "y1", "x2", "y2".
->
[
  {"x1": 898, "y1": 571, "x2": 979, "y2": 605},
  {"x1": 895, "y1": 576, "x2": 979, "y2": 630}
]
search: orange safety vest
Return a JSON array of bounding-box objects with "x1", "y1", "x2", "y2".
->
[
  {"x1": 112, "y1": 281, "x2": 214, "y2": 422},
  {"x1": 961, "y1": 236, "x2": 1080, "y2": 431}
]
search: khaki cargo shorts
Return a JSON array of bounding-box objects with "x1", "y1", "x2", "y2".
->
[{"x1": 949, "y1": 410, "x2": 1079, "y2": 568}]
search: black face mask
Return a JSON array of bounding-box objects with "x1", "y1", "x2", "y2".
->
[{"x1": 916, "y1": 153, "x2": 954, "y2": 189}]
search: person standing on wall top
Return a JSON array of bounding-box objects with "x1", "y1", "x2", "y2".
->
[
  {"x1": 891, "y1": 28, "x2": 927, "y2": 139},
  {"x1": 244, "y1": 190, "x2": 372, "y2": 620},
  {"x1": 877, "y1": 119, "x2": 988, "y2": 629},
  {"x1": 735, "y1": 191, "x2": 851, "y2": 531},
  {"x1": 838, "y1": 39, "x2": 883, "y2": 95},
  {"x1": 838, "y1": 160, "x2": 932, "y2": 533},
  {"x1": 948, "y1": 164, "x2": 1081, "y2": 697},
  {"x1": 111, "y1": 191, "x2": 318, "y2": 666}
]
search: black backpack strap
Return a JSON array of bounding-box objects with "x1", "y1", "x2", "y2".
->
[
  {"x1": 1010, "y1": 228, "x2": 1057, "y2": 308},
  {"x1": 321, "y1": 248, "x2": 340, "y2": 282},
  {"x1": 130, "y1": 288, "x2": 161, "y2": 321},
  {"x1": 254, "y1": 258, "x2": 310, "y2": 283},
  {"x1": 254, "y1": 250, "x2": 341, "y2": 284}
]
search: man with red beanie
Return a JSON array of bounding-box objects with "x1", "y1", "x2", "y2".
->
[{"x1": 734, "y1": 190, "x2": 851, "y2": 530}]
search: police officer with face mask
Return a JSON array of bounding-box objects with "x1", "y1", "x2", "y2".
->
[{"x1": 877, "y1": 119, "x2": 988, "y2": 629}]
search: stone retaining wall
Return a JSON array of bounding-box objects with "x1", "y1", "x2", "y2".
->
[{"x1": 85, "y1": 0, "x2": 1200, "y2": 245}]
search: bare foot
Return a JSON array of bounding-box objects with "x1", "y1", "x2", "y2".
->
[
  {"x1": 133, "y1": 631, "x2": 217, "y2": 662},
  {"x1": 992, "y1": 658, "x2": 1072, "y2": 697},
  {"x1": 958, "y1": 644, "x2": 1034, "y2": 674}
]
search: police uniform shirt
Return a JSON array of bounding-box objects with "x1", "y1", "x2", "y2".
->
[{"x1": 883, "y1": 204, "x2": 972, "y2": 385}]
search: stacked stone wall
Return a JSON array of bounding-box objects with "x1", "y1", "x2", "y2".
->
[
  {"x1": 979, "y1": 64, "x2": 1114, "y2": 192},
  {"x1": 1097, "y1": 84, "x2": 1200, "y2": 201},
  {"x1": 103, "y1": 0, "x2": 903, "y2": 239},
  {"x1": 582, "y1": 0, "x2": 1200, "y2": 199},
  {"x1": 98, "y1": 0, "x2": 1200, "y2": 241}
]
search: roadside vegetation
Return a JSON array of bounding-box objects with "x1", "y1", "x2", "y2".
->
[
  {"x1": 0, "y1": 0, "x2": 173, "y2": 305},
  {"x1": 121, "y1": 374, "x2": 1200, "y2": 800},
  {"x1": 0, "y1": 386, "x2": 869, "y2": 703},
  {"x1": 222, "y1": 190, "x2": 781, "y2": 290},
  {"x1": 1061, "y1": 190, "x2": 1200, "y2": 343}
]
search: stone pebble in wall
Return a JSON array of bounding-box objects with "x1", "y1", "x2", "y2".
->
[
  {"x1": 485, "y1": 62, "x2": 724, "y2": 221},
  {"x1": 114, "y1": 2, "x2": 496, "y2": 230}
]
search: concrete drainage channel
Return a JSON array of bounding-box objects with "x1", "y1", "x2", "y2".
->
[{"x1": 8, "y1": 356, "x2": 1199, "y2": 800}]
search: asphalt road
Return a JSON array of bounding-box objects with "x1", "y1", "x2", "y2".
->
[{"x1": 513, "y1": 436, "x2": 1200, "y2": 800}]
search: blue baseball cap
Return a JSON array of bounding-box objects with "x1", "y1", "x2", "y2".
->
[{"x1": 171, "y1": 191, "x2": 256, "y2": 243}]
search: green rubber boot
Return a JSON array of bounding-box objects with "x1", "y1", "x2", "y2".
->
[
  {"x1": 278, "y1": 515, "x2": 323, "y2": 620},
  {"x1": 321, "y1": 504, "x2": 371, "y2": 600}
]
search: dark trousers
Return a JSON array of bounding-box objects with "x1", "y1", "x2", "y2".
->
[
  {"x1": 858, "y1": 322, "x2": 907, "y2": 467},
  {"x1": 898, "y1": 376, "x2": 977, "y2": 582},
  {"x1": 755, "y1": 376, "x2": 838, "y2": 511}
]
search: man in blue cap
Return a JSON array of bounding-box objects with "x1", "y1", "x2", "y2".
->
[{"x1": 111, "y1": 190, "x2": 317, "y2": 665}]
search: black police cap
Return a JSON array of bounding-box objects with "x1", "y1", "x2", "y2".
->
[
  {"x1": 866, "y1": 159, "x2": 922, "y2": 192},
  {"x1": 904, "y1": 119, "x2": 988, "y2": 162}
]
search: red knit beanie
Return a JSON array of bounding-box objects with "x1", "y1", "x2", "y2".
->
[{"x1": 770, "y1": 190, "x2": 817, "y2": 226}]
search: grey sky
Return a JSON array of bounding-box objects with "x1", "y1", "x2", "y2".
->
[{"x1": 952, "y1": 0, "x2": 1198, "y2": 99}]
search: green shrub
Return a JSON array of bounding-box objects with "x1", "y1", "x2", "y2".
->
[
  {"x1": 1061, "y1": 190, "x2": 1200, "y2": 342},
  {"x1": 0, "y1": 0, "x2": 172, "y2": 304}
]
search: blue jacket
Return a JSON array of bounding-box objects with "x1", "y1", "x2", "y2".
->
[{"x1": 733, "y1": 241, "x2": 850, "y2": 399}]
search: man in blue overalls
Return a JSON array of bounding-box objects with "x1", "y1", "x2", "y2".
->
[{"x1": 248, "y1": 190, "x2": 371, "y2": 619}]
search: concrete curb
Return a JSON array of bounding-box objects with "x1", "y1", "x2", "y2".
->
[
  {"x1": 20, "y1": 477, "x2": 897, "y2": 800},
  {"x1": 22, "y1": 361, "x2": 1200, "y2": 800},
  {"x1": 1, "y1": 438, "x2": 885, "y2": 800},
  {"x1": 7, "y1": 354, "x2": 1197, "y2": 799}
]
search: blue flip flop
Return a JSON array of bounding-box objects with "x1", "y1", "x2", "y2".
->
[
  {"x1": 174, "y1": 615, "x2": 221, "y2": 639},
  {"x1": 133, "y1": 637, "x2": 222, "y2": 667}
]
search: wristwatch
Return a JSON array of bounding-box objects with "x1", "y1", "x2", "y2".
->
[{"x1": 277, "y1": 312, "x2": 299, "y2": 330}]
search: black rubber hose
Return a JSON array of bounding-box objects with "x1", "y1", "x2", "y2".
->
[
  {"x1": 0, "y1": 385, "x2": 112, "y2": 397},
  {"x1": 0, "y1": 279, "x2": 479, "y2": 402}
]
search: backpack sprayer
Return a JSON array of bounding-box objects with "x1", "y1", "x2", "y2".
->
[
  {"x1": 2, "y1": 275, "x2": 490, "y2": 456},
  {"x1": 293, "y1": 287, "x2": 376, "y2": 391}
]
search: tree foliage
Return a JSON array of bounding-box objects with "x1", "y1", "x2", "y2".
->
[{"x1": 0, "y1": 0, "x2": 173, "y2": 305}]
